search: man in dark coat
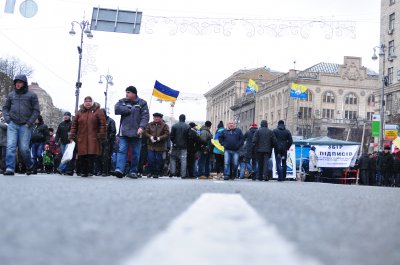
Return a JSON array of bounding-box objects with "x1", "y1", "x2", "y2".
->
[
  {"x1": 379, "y1": 146, "x2": 394, "y2": 186},
  {"x1": 187, "y1": 122, "x2": 201, "y2": 178},
  {"x1": 273, "y1": 120, "x2": 293, "y2": 181},
  {"x1": 144, "y1": 112, "x2": 170, "y2": 178},
  {"x1": 96, "y1": 109, "x2": 116, "y2": 176},
  {"x1": 392, "y1": 152, "x2": 400, "y2": 187},
  {"x1": 219, "y1": 120, "x2": 244, "y2": 180},
  {"x1": 55, "y1": 111, "x2": 73, "y2": 175},
  {"x1": 252, "y1": 120, "x2": 277, "y2": 181},
  {"x1": 357, "y1": 153, "x2": 370, "y2": 185},
  {"x1": 243, "y1": 123, "x2": 258, "y2": 179},
  {"x1": 30, "y1": 115, "x2": 50, "y2": 173},
  {"x1": 3, "y1": 74, "x2": 40, "y2": 175},
  {"x1": 170, "y1": 114, "x2": 190, "y2": 178}
]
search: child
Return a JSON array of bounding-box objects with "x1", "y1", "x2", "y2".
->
[{"x1": 42, "y1": 144, "x2": 55, "y2": 174}]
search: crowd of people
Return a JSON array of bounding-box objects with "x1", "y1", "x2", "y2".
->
[{"x1": 0, "y1": 74, "x2": 399, "y2": 186}]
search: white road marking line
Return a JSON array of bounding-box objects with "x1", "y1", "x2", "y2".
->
[{"x1": 122, "y1": 193, "x2": 322, "y2": 265}]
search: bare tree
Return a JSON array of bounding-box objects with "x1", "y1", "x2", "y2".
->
[{"x1": 0, "y1": 56, "x2": 33, "y2": 80}]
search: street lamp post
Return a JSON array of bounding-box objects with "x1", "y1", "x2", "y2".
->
[
  {"x1": 69, "y1": 18, "x2": 93, "y2": 114},
  {"x1": 98, "y1": 74, "x2": 114, "y2": 113},
  {"x1": 372, "y1": 44, "x2": 387, "y2": 151}
]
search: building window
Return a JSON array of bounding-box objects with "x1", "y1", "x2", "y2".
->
[
  {"x1": 367, "y1": 95, "x2": 375, "y2": 106},
  {"x1": 345, "y1": 93, "x2": 358, "y2": 105},
  {"x1": 322, "y1": 109, "x2": 334, "y2": 118},
  {"x1": 367, "y1": 112, "x2": 374, "y2": 120},
  {"x1": 389, "y1": 13, "x2": 395, "y2": 31},
  {"x1": 390, "y1": 0, "x2": 395, "y2": 6},
  {"x1": 388, "y1": 40, "x2": 395, "y2": 57},
  {"x1": 300, "y1": 90, "x2": 313, "y2": 102},
  {"x1": 299, "y1": 107, "x2": 312, "y2": 119},
  {"x1": 388, "y1": 67, "x2": 394, "y2": 84},
  {"x1": 323, "y1": 91, "x2": 335, "y2": 103},
  {"x1": 345, "y1": 110, "x2": 357, "y2": 120}
]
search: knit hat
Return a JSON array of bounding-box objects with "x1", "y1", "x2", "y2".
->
[
  {"x1": 250, "y1": 123, "x2": 257, "y2": 127},
  {"x1": 217, "y1": 121, "x2": 224, "y2": 128},
  {"x1": 64, "y1": 111, "x2": 72, "y2": 117},
  {"x1": 126, "y1": 86, "x2": 137, "y2": 94}
]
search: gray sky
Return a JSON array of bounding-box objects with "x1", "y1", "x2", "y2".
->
[{"x1": 0, "y1": 0, "x2": 380, "y2": 122}]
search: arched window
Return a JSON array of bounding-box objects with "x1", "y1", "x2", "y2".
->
[
  {"x1": 323, "y1": 91, "x2": 335, "y2": 103},
  {"x1": 301, "y1": 90, "x2": 313, "y2": 102},
  {"x1": 345, "y1": 93, "x2": 358, "y2": 105},
  {"x1": 367, "y1": 95, "x2": 375, "y2": 106}
]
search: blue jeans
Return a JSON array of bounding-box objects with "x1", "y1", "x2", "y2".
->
[
  {"x1": 116, "y1": 136, "x2": 141, "y2": 174},
  {"x1": 197, "y1": 152, "x2": 210, "y2": 177},
  {"x1": 147, "y1": 150, "x2": 164, "y2": 175},
  {"x1": 31, "y1": 142, "x2": 44, "y2": 170},
  {"x1": 224, "y1": 150, "x2": 239, "y2": 179},
  {"x1": 275, "y1": 151, "x2": 287, "y2": 181},
  {"x1": 239, "y1": 161, "x2": 252, "y2": 178},
  {"x1": 6, "y1": 122, "x2": 33, "y2": 172}
]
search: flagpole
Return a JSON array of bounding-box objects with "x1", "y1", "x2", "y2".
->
[{"x1": 148, "y1": 94, "x2": 153, "y2": 113}]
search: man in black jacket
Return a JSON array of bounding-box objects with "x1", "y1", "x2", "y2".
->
[
  {"x1": 187, "y1": 122, "x2": 200, "y2": 178},
  {"x1": 3, "y1": 74, "x2": 40, "y2": 175},
  {"x1": 273, "y1": 120, "x2": 293, "y2": 181},
  {"x1": 170, "y1": 114, "x2": 190, "y2": 178},
  {"x1": 55, "y1": 111, "x2": 73, "y2": 174},
  {"x1": 219, "y1": 120, "x2": 244, "y2": 180},
  {"x1": 252, "y1": 120, "x2": 277, "y2": 181},
  {"x1": 30, "y1": 115, "x2": 50, "y2": 173},
  {"x1": 357, "y1": 153, "x2": 370, "y2": 185},
  {"x1": 243, "y1": 123, "x2": 258, "y2": 179}
]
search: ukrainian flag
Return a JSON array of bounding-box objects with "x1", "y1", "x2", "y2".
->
[
  {"x1": 245, "y1": 79, "x2": 259, "y2": 93},
  {"x1": 152, "y1": 80, "x2": 180, "y2": 102},
  {"x1": 290, "y1": 83, "x2": 308, "y2": 99}
]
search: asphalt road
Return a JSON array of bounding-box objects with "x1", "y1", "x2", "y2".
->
[{"x1": 0, "y1": 174, "x2": 399, "y2": 265}]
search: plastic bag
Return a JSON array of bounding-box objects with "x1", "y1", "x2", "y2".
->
[{"x1": 61, "y1": 141, "x2": 75, "y2": 164}]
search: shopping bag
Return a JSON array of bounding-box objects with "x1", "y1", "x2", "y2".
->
[{"x1": 61, "y1": 141, "x2": 75, "y2": 164}]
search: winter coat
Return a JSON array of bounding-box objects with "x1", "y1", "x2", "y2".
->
[
  {"x1": 105, "y1": 116, "x2": 117, "y2": 141},
  {"x1": 31, "y1": 122, "x2": 50, "y2": 144},
  {"x1": 55, "y1": 119, "x2": 72, "y2": 145},
  {"x1": 187, "y1": 127, "x2": 201, "y2": 153},
  {"x1": 243, "y1": 127, "x2": 257, "y2": 159},
  {"x1": 273, "y1": 123, "x2": 293, "y2": 154},
  {"x1": 144, "y1": 120, "x2": 170, "y2": 152},
  {"x1": 170, "y1": 121, "x2": 190, "y2": 149},
  {"x1": 219, "y1": 128, "x2": 244, "y2": 151},
  {"x1": 357, "y1": 154, "x2": 370, "y2": 170},
  {"x1": 3, "y1": 74, "x2": 40, "y2": 127},
  {"x1": 213, "y1": 127, "x2": 224, "y2": 155},
  {"x1": 0, "y1": 120, "x2": 7, "y2": 147},
  {"x1": 379, "y1": 152, "x2": 394, "y2": 174},
  {"x1": 393, "y1": 155, "x2": 400, "y2": 174},
  {"x1": 199, "y1": 126, "x2": 213, "y2": 154},
  {"x1": 252, "y1": 120, "x2": 277, "y2": 154},
  {"x1": 308, "y1": 150, "x2": 318, "y2": 172},
  {"x1": 69, "y1": 102, "x2": 107, "y2": 156},
  {"x1": 115, "y1": 97, "x2": 149, "y2": 138}
]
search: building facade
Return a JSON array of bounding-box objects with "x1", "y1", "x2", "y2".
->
[
  {"x1": 255, "y1": 57, "x2": 378, "y2": 142},
  {"x1": 378, "y1": 0, "x2": 400, "y2": 123},
  {"x1": 204, "y1": 67, "x2": 282, "y2": 132}
]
